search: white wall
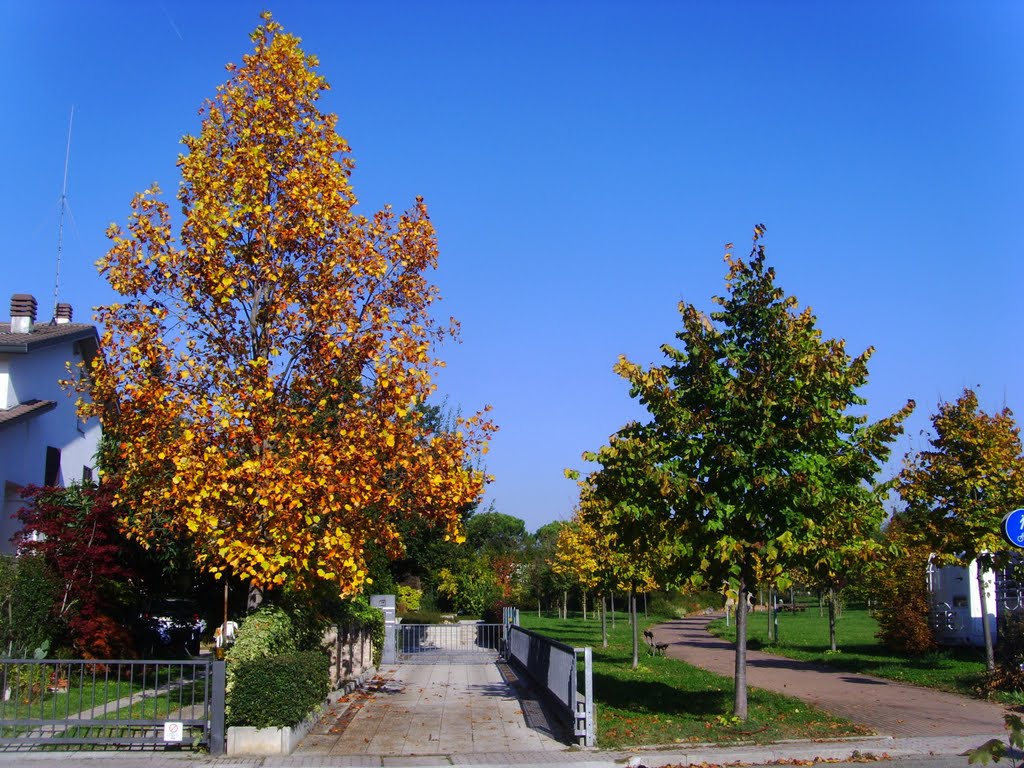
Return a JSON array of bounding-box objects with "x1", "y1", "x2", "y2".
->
[{"x1": 0, "y1": 338, "x2": 100, "y2": 554}]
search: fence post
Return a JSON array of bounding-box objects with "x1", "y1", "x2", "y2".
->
[
  {"x1": 209, "y1": 659, "x2": 226, "y2": 755},
  {"x1": 582, "y1": 646, "x2": 595, "y2": 746},
  {"x1": 371, "y1": 595, "x2": 397, "y2": 664}
]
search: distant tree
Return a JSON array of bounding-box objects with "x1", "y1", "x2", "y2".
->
[
  {"x1": 523, "y1": 522, "x2": 564, "y2": 616},
  {"x1": 898, "y1": 388, "x2": 1024, "y2": 671},
  {"x1": 582, "y1": 227, "x2": 912, "y2": 717},
  {"x1": 564, "y1": 469, "x2": 668, "y2": 666},
  {"x1": 796, "y1": 491, "x2": 888, "y2": 652},
  {"x1": 436, "y1": 558, "x2": 501, "y2": 616},
  {"x1": 466, "y1": 512, "x2": 528, "y2": 555},
  {"x1": 78, "y1": 13, "x2": 494, "y2": 595}
]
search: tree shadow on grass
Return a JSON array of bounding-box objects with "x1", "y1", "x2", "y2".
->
[{"x1": 592, "y1": 671, "x2": 730, "y2": 718}]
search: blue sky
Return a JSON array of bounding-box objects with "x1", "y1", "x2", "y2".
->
[{"x1": 3, "y1": 2, "x2": 1021, "y2": 534}]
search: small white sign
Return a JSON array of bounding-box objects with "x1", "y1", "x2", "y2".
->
[{"x1": 163, "y1": 721, "x2": 183, "y2": 742}]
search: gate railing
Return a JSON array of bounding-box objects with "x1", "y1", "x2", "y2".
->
[
  {"x1": 397, "y1": 623, "x2": 504, "y2": 662},
  {"x1": 0, "y1": 658, "x2": 225, "y2": 753},
  {"x1": 505, "y1": 624, "x2": 594, "y2": 747}
]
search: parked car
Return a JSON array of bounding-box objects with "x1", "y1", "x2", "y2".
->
[{"x1": 138, "y1": 598, "x2": 207, "y2": 657}]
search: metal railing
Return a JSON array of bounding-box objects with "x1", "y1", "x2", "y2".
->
[
  {"x1": 505, "y1": 624, "x2": 594, "y2": 747},
  {"x1": 0, "y1": 658, "x2": 225, "y2": 753},
  {"x1": 397, "y1": 623, "x2": 504, "y2": 664},
  {"x1": 928, "y1": 601, "x2": 963, "y2": 632}
]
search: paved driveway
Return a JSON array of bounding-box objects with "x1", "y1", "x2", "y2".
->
[{"x1": 295, "y1": 661, "x2": 569, "y2": 757}]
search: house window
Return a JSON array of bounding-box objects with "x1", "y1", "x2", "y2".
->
[{"x1": 44, "y1": 446, "x2": 61, "y2": 487}]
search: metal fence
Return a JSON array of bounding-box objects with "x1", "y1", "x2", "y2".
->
[
  {"x1": 505, "y1": 625, "x2": 594, "y2": 747},
  {"x1": 397, "y1": 623, "x2": 504, "y2": 664},
  {"x1": 0, "y1": 658, "x2": 225, "y2": 753}
]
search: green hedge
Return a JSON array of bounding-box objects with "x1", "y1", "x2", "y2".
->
[
  {"x1": 226, "y1": 650, "x2": 330, "y2": 729},
  {"x1": 227, "y1": 605, "x2": 298, "y2": 664}
]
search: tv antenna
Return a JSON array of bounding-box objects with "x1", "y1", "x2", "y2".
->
[{"x1": 53, "y1": 106, "x2": 74, "y2": 320}]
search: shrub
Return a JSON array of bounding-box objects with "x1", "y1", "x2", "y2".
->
[
  {"x1": 227, "y1": 605, "x2": 297, "y2": 664},
  {"x1": 0, "y1": 554, "x2": 65, "y2": 657},
  {"x1": 397, "y1": 585, "x2": 422, "y2": 613},
  {"x1": 870, "y1": 516, "x2": 937, "y2": 655},
  {"x1": 649, "y1": 590, "x2": 721, "y2": 617},
  {"x1": 980, "y1": 613, "x2": 1024, "y2": 695},
  {"x1": 226, "y1": 650, "x2": 330, "y2": 728},
  {"x1": 482, "y1": 601, "x2": 512, "y2": 625},
  {"x1": 224, "y1": 604, "x2": 299, "y2": 722}
]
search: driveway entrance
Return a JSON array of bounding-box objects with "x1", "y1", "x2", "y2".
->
[{"x1": 294, "y1": 661, "x2": 568, "y2": 756}]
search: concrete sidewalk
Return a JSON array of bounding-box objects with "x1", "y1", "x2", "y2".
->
[
  {"x1": 651, "y1": 614, "x2": 1010, "y2": 738},
  {"x1": 0, "y1": 733, "x2": 1004, "y2": 767},
  {"x1": 0, "y1": 617, "x2": 1014, "y2": 767}
]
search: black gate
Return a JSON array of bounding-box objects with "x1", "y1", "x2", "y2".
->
[
  {"x1": 0, "y1": 658, "x2": 225, "y2": 753},
  {"x1": 397, "y1": 623, "x2": 504, "y2": 664}
]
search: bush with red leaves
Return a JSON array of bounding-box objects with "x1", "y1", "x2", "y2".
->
[{"x1": 16, "y1": 482, "x2": 139, "y2": 658}]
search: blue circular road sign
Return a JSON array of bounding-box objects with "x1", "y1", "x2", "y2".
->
[{"x1": 1001, "y1": 509, "x2": 1024, "y2": 548}]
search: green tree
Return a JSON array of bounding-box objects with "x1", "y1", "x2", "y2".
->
[
  {"x1": 898, "y1": 388, "x2": 1024, "y2": 671},
  {"x1": 524, "y1": 522, "x2": 565, "y2": 616},
  {"x1": 436, "y1": 557, "x2": 501, "y2": 615},
  {"x1": 465, "y1": 511, "x2": 528, "y2": 556},
  {"x1": 795, "y1": 491, "x2": 888, "y2": 652},
  {"x1": 584, "y1": 227, "x2": 912, "y2": 718}
]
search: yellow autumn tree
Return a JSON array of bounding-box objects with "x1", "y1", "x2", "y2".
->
[{"x1": 82, "y1": 13, "x2": 494, "y2": 595}]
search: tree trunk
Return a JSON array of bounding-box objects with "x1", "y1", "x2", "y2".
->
[
  {"x1": 601, "y1": 593, "x2": 608, "y2": 648},
  {"x1": 563, "y1": 590, "x2": 568, "y2": 619},
  {"x1": 767, "y1": 588, "x2": 775, "y2": 643},
  {"x1": 734, "y1": 582, "x2": 748, "y2": 720},
  {"x1": 582, "y1": 590, "x2": 587, "y2": 621},
  {"x1": 537, "y1": 589, "x2": 541, "y2": 618},
  {"x1": 643, "y1": 591, "x2": 648, "y2": 618},
  {"x1": 630, "y1": 588, "x2": 639, "y2": 670},
  {"x1": 977, "y1": 564, "x2": 995, "y2": 672},
  {"x1": 610, "y1": 592, "x2": 616, "y2": 628},
  {"x1": 222, "y1": 582, "x2": 230, "y2": 650},
  {"x1": 828, "y1": 588, "x2": 837, "y2": 652}
]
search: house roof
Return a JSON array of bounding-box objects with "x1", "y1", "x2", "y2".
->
[
  {"x1": 0, "y1": 398, "x2": 58, "y2": 430},
  {"x1": 0, "y1": 322, "x2": 98, "y2": 355}
]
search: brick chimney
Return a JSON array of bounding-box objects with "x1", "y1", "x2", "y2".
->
[
  {"x1": 55, "y1": 303, "x2": 73, "y2": 324},
  {"x1": 10, "y1": 294, "x2": 37, "y2": 334}
]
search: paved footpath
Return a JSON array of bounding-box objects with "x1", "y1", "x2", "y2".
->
[{"x1": 651, "y1": 614, "x2": 1011, "y2": 738}]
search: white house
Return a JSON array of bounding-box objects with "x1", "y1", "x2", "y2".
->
[
  {"x1": 927, "y1": 554, "x2": 1024, "y2": 647},
  {"x1": 0, "y1": 293, "x2": 101, "y2": 554}
]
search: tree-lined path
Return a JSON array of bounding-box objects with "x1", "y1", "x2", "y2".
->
[{"x1": 653, "y1": 615, "x2": 1009, "y2": 738}]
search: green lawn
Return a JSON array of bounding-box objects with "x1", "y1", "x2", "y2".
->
[
  {"x1": 707, "y1": 608, "x2": 992, "y2": 698},
  {"x1": 518, "y1": 612, "x2": 870, "y2": 749}
]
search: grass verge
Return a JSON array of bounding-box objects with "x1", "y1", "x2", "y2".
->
[
  {"x1": 518, "y1": 612, "x2": 871, "y2": 749},
  {"x1": 707, "y1": 608, "x2": 992, "y2": 698}
]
